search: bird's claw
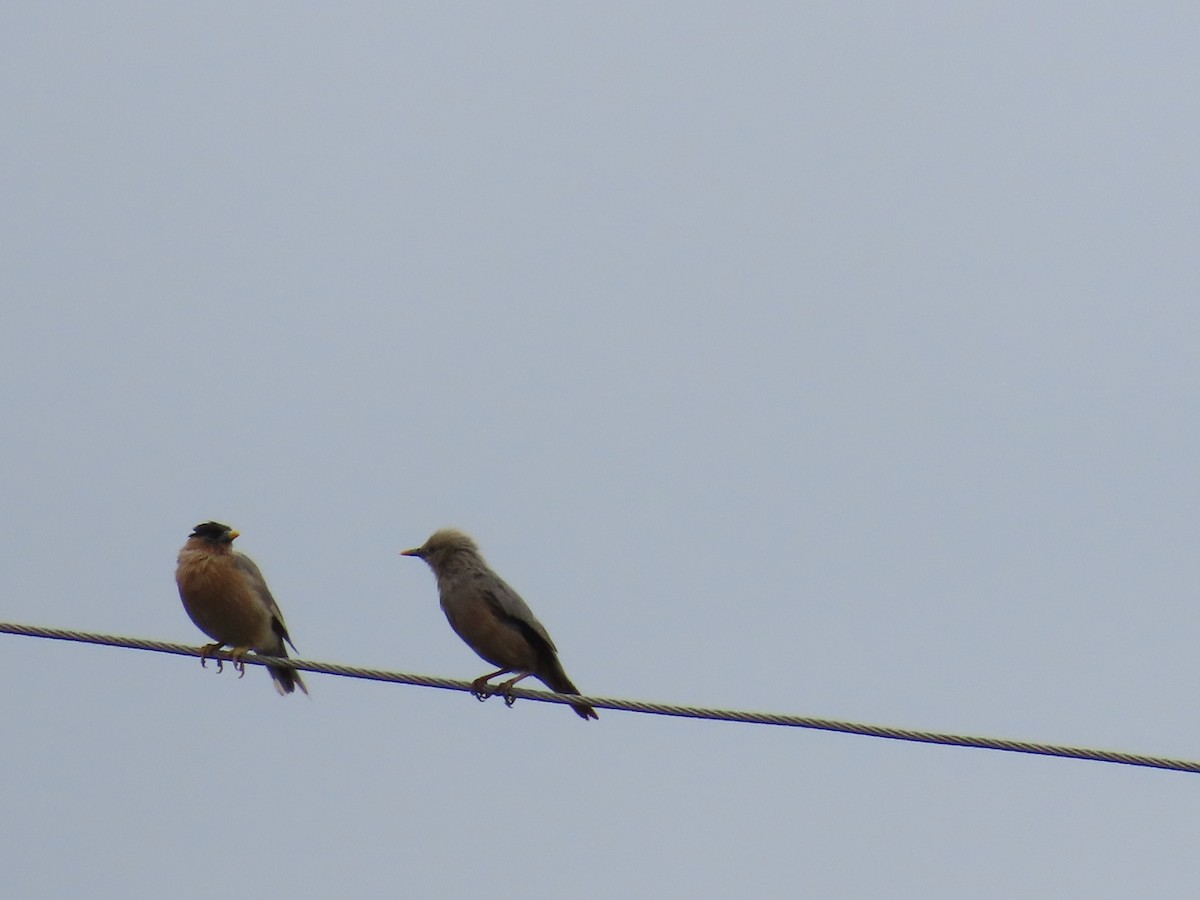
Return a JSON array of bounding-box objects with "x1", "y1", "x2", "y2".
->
[
  {"x1": 230, "y1": 648, "x2": 250, "y2": 679},
  {"x1": 198, "y1": 642, "x2": 225, "y2": 672},
  {"x1": 470, "y1": 678, "x2": 492, "y2": 702},
  {"x1": 496, "y1": 676, "x2": 525, "y2": 708}
]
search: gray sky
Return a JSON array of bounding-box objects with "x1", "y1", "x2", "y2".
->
[{"x1": 3, "y1": 3, "x2": 1199, "y2": 897}]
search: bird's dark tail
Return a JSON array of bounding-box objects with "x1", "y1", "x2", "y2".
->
[
  {"x1": 270, "y1": 665, "x2": 308, "y2": 696},
  {"x1": 264, "y1": 645, "x2": 308, "y2": 696},
  {"x1": 539, "y1": 658, "x2": 598, "y2": 720}
]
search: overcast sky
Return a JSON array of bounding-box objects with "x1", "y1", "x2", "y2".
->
[{"x1": 3, "y1": 4, "x2": 1199, "y2": 897}]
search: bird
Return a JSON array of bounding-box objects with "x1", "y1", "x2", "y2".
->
[
  {"x1": 175, "y1": 521, "x2": 307, "y2": 695},
  {"x1": 401, "y1": 528, "x2": 597, "y2": 720}
]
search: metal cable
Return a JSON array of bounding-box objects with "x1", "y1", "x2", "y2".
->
[{"x1": 2, "y1": 620, "x2": 1195, "y2": 775}]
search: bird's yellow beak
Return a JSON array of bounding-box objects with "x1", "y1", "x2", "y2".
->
[
  {"x1": 228, "y1": 530, "x2": 240, "y2": 541},
  {"x1": 400, "y1": 547, "x2": 423, "y2": 557}
]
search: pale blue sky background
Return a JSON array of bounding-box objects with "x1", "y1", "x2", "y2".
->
[{"x1": 2, "y1": 4, "x2": 1199, "y2": 897}]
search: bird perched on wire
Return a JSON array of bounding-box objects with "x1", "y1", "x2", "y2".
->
[
  {"x1": 401, "y1": 528, "x2": 597, "y2": 720},
  {"x1": 175, "y1": 521, "x2": 307, "y2": 696}
]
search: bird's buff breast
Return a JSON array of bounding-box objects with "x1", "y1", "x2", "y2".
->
[
  {"x1": 440, "y1": 594, "x2": 540, "y2": 672},
  {"x1": 176, "y1": 553, "x2": 273, "y2": 648}
]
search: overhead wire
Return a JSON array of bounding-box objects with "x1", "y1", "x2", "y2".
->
[{"x1": 1, "y1": 620, "x2": 1195, "y2": 775}]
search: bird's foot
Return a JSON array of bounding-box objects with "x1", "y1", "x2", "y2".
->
[
  {"x1": 470, "y1": 676, "x2": 495, "y2": 702},
  {"x1": 229, "y1": 647, "x2": 251, "y2": 678},
  {"x1": 198, "y1": 642, "x2": 225, "y2": 671},
  {"x1": 497, "y1": 677, "x2": 522, "y2": 708}
]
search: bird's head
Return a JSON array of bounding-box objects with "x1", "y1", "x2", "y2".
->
[
  {"x1": 189, "y1": 521, "x2": 239, "y2": 545},
  {"x1": 401, "y1": 528, "x2": 480, "y2": 570}
]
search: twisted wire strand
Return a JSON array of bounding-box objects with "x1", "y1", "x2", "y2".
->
[{"x1": 2, "y1": 620, "x2": 1196, "y2": 775}]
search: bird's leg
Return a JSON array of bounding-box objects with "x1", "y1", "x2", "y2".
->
[
  {"x1": 470, "y1": 668, "x2": 513, "y2": 702},
  {"x1": 229, "y1": 646, "x2": 252, "y2": 678},
  {"x1": 198, "y1": 642, "x2": 226, "y2": 672},
  {"x1": 497, "y1": 673, "x2": 533, "y2": 708}
]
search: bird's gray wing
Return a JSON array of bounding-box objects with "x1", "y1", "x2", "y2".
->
[
  {"x1": 234, "y1": 551, "x2": 297, "y2": 651},
  {"x1": 480, "y1": 575, "x2": 558, "y2": 654}
]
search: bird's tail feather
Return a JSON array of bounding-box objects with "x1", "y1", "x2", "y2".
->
[
  {"x1": 539, "y1": 661, "x2": 598, "y2": 721},
  {"x1": 263, "y1": 643, "x2": 308, "y2": 696},
  {"x1": 270, "y1": 665, "x2": 308, "y2": 696}
]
